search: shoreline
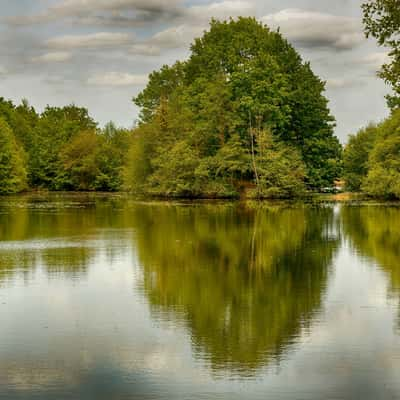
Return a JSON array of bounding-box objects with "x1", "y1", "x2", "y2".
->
[{"x1": 0, "y1": 191, "x2": 398, "y2": 205}]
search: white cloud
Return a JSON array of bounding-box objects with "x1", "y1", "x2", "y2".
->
[
  {"x1": 361, "y1": 52, "x2": 390, "y2": 70},
  {"x1": 148, "y1": 25, "x2": 204, "y2": 50},
  {"x1": 186, "y1": 1, "x2": 254, "y2": 21},
  {"x1": 262, "y1": 9, "x2": 364, "y2": 50},
  {"x1": 87, "y1": 72, "x2": 148, "y2": 86},
  {"x1": 47, "y1": 32, "x2": 133, "y2": 49},
  {"x1": 0, "y1": 66, "x2": 7, "y2": 75},
  {"x1": 129, "y1": 44, "x2": 161, "y2": 56},
  {"x1": 326, "y1": 78, "x2": 364, "y2": 89},
  {"x1": 31, "y1": 51, "x2": 72, "y2": 63}
]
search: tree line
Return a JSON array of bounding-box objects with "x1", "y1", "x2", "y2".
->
[
  {"x1": 0, "y1": 0, "x2": 399, "y2": 199},
  {"x1": 0, "y1": 99, "x2": 131, "y2": 194}
]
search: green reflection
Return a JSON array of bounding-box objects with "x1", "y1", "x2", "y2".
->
[
  {"x1": 0, "y1": 194, "x2": 121, "y2": 281},
  {"x1": 341, "y1": 206, "x2": 400, "y2": 293},
  {"x1": 133, "y1": 203, "x2": 338, "y2": 374}
]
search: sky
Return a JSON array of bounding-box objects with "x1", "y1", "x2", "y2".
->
[{"x1": 0, "y1": 0, "x2": 392, "y2": 142}]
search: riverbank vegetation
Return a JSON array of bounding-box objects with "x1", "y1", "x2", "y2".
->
[{"x1": 0, "y1": 0, "x2": 399, "y2": 199}]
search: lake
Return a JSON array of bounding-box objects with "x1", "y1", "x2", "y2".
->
[{"x1": 1, "y1": 194, "x2": 400, "y2": 399}]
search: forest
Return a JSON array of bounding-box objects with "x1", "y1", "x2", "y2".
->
[{"x1": 0, "y1": 0, "x2": 399, "y2": 199}]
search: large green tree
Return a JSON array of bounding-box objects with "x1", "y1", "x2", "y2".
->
[
  {"x1": 132, "y1": 18, "x2": 342, "y2": 194},
  {"x1": 363, "y1": 0, "x2": 400, "y2": 109}
]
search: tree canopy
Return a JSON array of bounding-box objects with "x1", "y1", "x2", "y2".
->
[
  {"x1": 0, "y1": 117, "x2": 27, "y2": 194},
  {"x1": 129, "y1": 18, "x2": 342, "y2": 197},
  {"x1": 343, "y1": 124, "x2": 378, "y2": 191},
  {"x1": 344, "y1": 109, "x2": 400, "y2": 199},
  {"x1": 362, "y1": 0, "x2": 400, "y2": 109},
  {"x1": 0, "y1": 98, "x2": 132, "y2": 194}
]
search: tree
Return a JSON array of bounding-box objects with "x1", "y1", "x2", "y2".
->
[
  {"x1": 148, "y1": 140, "x2": 201, "y2": 197},
  {"x1": 29, "y1": 105, "x2": 97, "y2": 189},
  {"x1": 215, "y1": 133, "x2": 251, "y2": 181},
  {"x1": 59, "y1": 129, "x2": 127, "y2": 192},
  {"x1": 362, "y1": 109, "x2": 400, "y2": 198},
  {"x1": 130, "y1": 18, "x2": 342, "y2": 194},
  {"x1": 0, "y1": 118, "x2": 27, "y2": 194},
  {"x1": 255, "y1": 130, "x2": 306, "y2": 198},
  {"x1": 362, "y1": 0, "x2": 400, "y2": 109},
  {"x1": 343, "y1": 124, "x2": 377, "y2": 191}
]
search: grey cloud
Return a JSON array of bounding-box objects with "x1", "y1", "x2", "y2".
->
[
  {"x1": 262, "y1": 9, "x2": 364, "y2": 50},
  {"x1": 143, "y1": 1, "x2": 255, "y2": 51},
  {"x1": 7, "y1": 0, "x2": 184, "y2": 26},
  {"x1": 8, "y1": 0, "x2": 253, "y2": 31}
]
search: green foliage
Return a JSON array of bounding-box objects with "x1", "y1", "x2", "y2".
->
[
  {"x1": 343, "y1": 124, "x2": 377, "y2": 191},
  {"x1": 362, "y1": 0, "x2": 400, "y2": 109},
  {"x1": 59, "y1": 128, "x2": 131, "y2": 192},
  {"x1": 214, "y1": 133, "x2": 251, "y2": 180},
  {"x1": 148, "y1": 140, "x2": 201, "y2": 197},
  {"x1": 29, "y1": 105, "x2": 97, "y2": 189},
  {"x1": 362, "y1": 110, "x2": 400, "y2": 198},
  {"x1": 255, "y1": 131, "x2": 306, "y2": 198},
  {"x1": 0, "y1": 118, "x2": 27, "y2": 194},
  {"x1": 347, "y1": 110, "x2": 400, "y2": 198},
  {"x1": 0, "y1": 99, "x2": 131, "y2": 194},
  {"x1": 128, "y1": 18, "x2": 342, "y2": 196},
  {"x1": 124, "y1": 128, "x2": 153, "y2": 193}
]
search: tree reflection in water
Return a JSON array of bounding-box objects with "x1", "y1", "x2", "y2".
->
[{"x1": 133, "y1": 203, "x2": 339, "y2": 375}]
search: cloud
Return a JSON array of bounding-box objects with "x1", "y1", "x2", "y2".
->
[
  {"x1": 186, "y1": 1, "x2": 254, "y2": 22},
  {"x1": 326, "y1": 78, "x2": 364, "y2": 89},
  {"x1": 46, "y1": 32, "x2": 133, "y2": 49},
  {"x1": 87, "y1": 72, "x2": 148, "y2": 86},
  {"x1": 144, "y1": 1, "x2": 255, "y2": 51},
  {"x1": 31, "y1": 51, "x2": 72, "y2": 63},
  {"x1": 8, "y1": 0, "x2": 184, "y2": 26},
  {"x1": 129, "y1": 44, "x2": 161, "y2": 56},
  {"x1": 148, "y1": 25, "x2": 204, "y2": 50},
  {"x1": 361, "y1": 52, "x2": 390, "y2": 71},
  {"x1": 8, "y1": 0, "x2": 254, "y2": 31},
  {"x1": 0, "y1": 66, "x2": 7, "y2": 75},
  {"x1": 262, "y1": 9, "x2": 364, "y2": 50}
]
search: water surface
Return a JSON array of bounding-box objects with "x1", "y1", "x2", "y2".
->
[{"x1": 1, "y1": 195, "x2": 400, "y2": 399}]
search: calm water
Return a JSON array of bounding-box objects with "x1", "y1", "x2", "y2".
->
[{"x1": 1, "y1": 194, "x2": 400, "y2": 399}]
